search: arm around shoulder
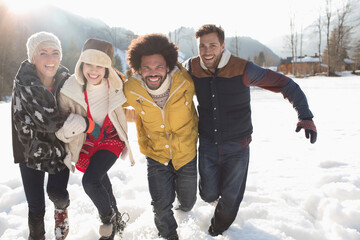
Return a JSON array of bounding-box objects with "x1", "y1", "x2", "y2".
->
[{"x1": 123, "y1": 104, "x2": 138, "y2": 122}]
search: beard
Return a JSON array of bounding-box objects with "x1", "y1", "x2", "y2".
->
[
  {"x1": 144, "y1": 74, "x2": 167, "y2": 90},
  {"x1": 201, "y1": 55, "x2": 222, "y2": 72}
]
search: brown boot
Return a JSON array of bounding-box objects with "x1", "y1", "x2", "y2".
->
[
  {"x1": 54, "y1": 208, "x2": 69, "y2": 240},
  {"x1": 28, "y1": 211, "x2": 45, "y2": 240},
  {"x1": 28, "y1": 234, "x2": 45, "y2": 240}
]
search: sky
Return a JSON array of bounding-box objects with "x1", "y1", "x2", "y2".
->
[
  {"x1": 2, "y1": 0, "x2": 345, "y2": 44},
  {"x1": 1, "y1": 73, "x2": 360, "y2": 239}
]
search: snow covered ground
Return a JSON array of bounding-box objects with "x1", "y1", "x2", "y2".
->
[{"x1": 1, "y1": 73, "x2": 359, "y2": 240}]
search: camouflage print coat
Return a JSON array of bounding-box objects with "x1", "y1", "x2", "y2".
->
[{"x1": 11, "y1": 60, "x2": 70, "y2": 174}]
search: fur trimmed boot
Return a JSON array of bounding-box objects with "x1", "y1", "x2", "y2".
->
[
  {"x1": 54, "y1": 208, "x2": 69, "y2": 240},
  {"x1": 99, "y1": 209, "x2": 116, "y2": 240}
]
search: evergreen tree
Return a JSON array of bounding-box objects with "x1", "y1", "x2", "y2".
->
[
  {"x1": 0, "y1": 4, "x2": 28, "y2": 99},
  {"x1": 113, "y1": 54, "x2": 124, "y2": 73},
  {"x1": 62, "y1": 38, "x2": 80, "y2": 73},
  {"x1": 254, "y1": 51, "x2": 265, "y2": 67}
]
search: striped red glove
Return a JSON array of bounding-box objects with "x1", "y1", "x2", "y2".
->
[{"x1": 295, "y1": 119, "x2": 317, "y2": 144}]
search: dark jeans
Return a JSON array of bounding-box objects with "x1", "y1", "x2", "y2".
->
[
  {"x1": 82, "y1": 150, "x2": 118, "y2": 217},
  {"x1": 19, "y1": 162, "x2": 70, "y2": 239},
  {"x1": 147, "y1": 156, "x2": 197, "y2": 239},
  {"x1": 199, "y1": 137, "x2": 249, "y2": 234}
]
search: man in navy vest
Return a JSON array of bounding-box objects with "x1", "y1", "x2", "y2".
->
[{"x1": 183, "y1": 24, "x2": 317, "y2": 236}]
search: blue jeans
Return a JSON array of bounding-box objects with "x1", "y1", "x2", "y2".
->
[
  {"x1": 19, "y1": 162, "x2": 70, "y2": 239},
  {"x1": 199, "y1": 137, "x2": 249, "y2": 234},
  {"x1": 147, "y1": 156, "x2": 197, "y2": 239},
  {"x1": 82, "y1": 150, "x2": 118, "y2": 217}
]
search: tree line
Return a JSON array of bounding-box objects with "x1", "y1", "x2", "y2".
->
[
  {"x1": 285, "y1": 0, "x2": 360, "y2": 76},
  {"x1": 2, "y1": 0, "x2": 360, "y2": 100},
  {"x1": 0, "y1": 1, "x2": 132, "y2": 100}
]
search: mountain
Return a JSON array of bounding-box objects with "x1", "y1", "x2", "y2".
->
[
  {"x1": 225, "y1": 36, "x2": 280, "y2": 65},
  {"x1": 12, "y1": 5, "x2": 137, "y2": 58},
  {"x1": 168, "y1": 27, "x2": 280, "y2": 65},
  {"x1": 0, "y1": 2, "x2": 282, "y2": 98},
  {"x1": 14, "y1": 5, "x2": 281, "y2": 66}
]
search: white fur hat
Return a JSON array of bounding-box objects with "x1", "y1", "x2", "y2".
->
[{"x1": 26, "y1": 31, "x2": 62, "y2": 63}]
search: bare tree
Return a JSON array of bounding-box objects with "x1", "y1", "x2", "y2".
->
[
  {"x1": 323, "y1": 0, "x2": 354, "y2": 73},
  {"x1": 325, "y1": 0, "x2": 332, "y2": 75},
  {"x1": 289, "y1": 15, "x2": 297, "y2": 76},
  {"x1": 299, "y1": 26, "x2": 304, "y2": 76},
  {"x1": 335, "y1": 0, "x2": 354, "y2": 62},
  {"x1": 313, "y1": 9, "x2": 323, "y2": 69},
  {"x1": 233, "y1": 32, "x2": 241, "y2": 57},
  {"x1": 353, "y1": 39, "x2": 360, "y2": 72}
]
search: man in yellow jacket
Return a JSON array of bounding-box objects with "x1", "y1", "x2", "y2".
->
[{"x1": 124, "y1": 34, "x2": 198, "y2": 240}]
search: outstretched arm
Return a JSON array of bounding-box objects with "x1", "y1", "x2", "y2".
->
[
  {"x1": 123, "y1": 103, "x2": 138, "y2": 122},
  {"x1": 243, "y1": 62, "x2": 317, "y2": 143}
]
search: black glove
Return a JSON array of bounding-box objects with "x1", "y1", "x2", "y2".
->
[{"x1": 295, "y1": 119, "x2": 317, "y2": 144}]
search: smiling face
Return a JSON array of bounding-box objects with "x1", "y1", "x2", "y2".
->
[
  {"x1": 139, "y1": 54, "x2": 169, "y2": 90},
  {"x1": 32, "y1": 47, "x2": 61, "y2": 86},
  {"x1": 198, "y1": 32, "x2": 225, "y2": 73},
  {"x1": 82, "y1": 63, "x2": 106, "y2": 86}
]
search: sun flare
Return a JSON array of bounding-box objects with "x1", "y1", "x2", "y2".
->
[{"x1": 3, "y1": 0, "x2": 47, "y2": 14}]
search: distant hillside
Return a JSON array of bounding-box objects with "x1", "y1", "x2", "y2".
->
[
  {"x1": 10, "y1": 4, "x2": 137, "y2": 71},
  {"x1": 225, "y1": 36, "x2": 280, "y2": 66},
  {"x1": 168, "y1": 27, "x2": 280, "y2": 65},
  {"x1": 0, "y1": 2, "x2": 139, "y2": 98},
  {"x1": 6, "y1": 4, "x2": 281, "y2": 67},
  {"x1": 0, "y1": 2, "x2": 282, "y2": 98}
]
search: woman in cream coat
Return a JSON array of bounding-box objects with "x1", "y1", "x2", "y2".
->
[{"x1": 56, "y1": 38, "x2": 134, "y2": 240}]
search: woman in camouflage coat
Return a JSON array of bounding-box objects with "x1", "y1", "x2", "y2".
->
[{"x1": 11, "y1": 32, "x2": 72, "y2": 240}]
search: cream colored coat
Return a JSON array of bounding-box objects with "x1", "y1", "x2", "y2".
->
[{"x1": 56, "y1": 74, "x2": 134, "y2": 172}]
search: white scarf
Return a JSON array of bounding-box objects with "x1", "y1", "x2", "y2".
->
[
  {"x1": 145, "y1": 73, "x2": 172, "y2": 96},
  {"x1": 86, "y1": 78, "x2": 109, "y2": 126},
  {"x1": 145, "y1": 74, "x2": 172, "y2": 109},
  {"x1": 200, "y1": 49, "x2": 232, "y2": 70}
]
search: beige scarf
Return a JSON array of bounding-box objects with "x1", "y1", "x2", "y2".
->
[{"x1": 145, "y1": 74, "x2": 172, "y2": 109}]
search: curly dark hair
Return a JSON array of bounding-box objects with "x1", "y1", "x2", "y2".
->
[
  {"x1": 126, "y1": 33, "x2": 178, "y2": 72},
  {"x1": 195, "y1": 24, "x2": 225, "y2": 45}
]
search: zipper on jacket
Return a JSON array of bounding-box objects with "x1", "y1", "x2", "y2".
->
[
  {"x1": 162, "y1": 79, "x2": 186, "y2": 160},
  {"x1": 129, "y1": 79, "x2": 186, "y2": 161}
]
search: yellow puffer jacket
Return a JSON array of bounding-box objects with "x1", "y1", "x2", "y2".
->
[{"x1": 124, "y1": 63, "x2": 198, "y2": 170}]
